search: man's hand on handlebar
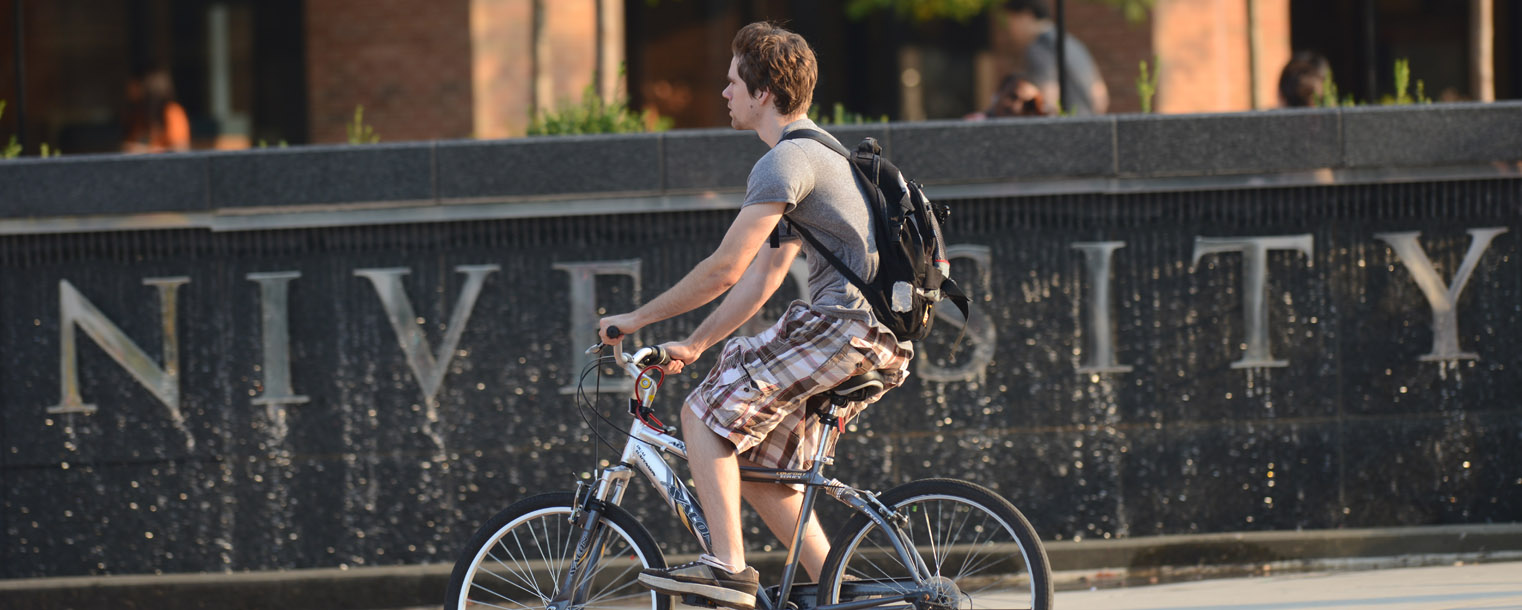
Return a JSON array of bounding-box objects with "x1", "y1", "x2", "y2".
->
[
  {"x1": 597, "y1": 314, "x2": 702, "y2": 375},
  {"x1": 598, "y1": 314, "x2": 641, "y2": 345},
  {"x1": 659, "y1": 341, "x2": 701, "y2": 375}
]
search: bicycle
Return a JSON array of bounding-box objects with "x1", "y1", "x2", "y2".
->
[{"x1": 445, "y1": 335, "x2": 1053, "y2": 610}]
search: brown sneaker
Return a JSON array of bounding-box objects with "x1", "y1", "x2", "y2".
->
[{"x1": 638, "y1": 560, "x2": 760, "y2": 610}]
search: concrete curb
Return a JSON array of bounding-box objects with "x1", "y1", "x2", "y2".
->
[{"x1": 3, "y1": 523, "x2": 1518, "y2": 610}]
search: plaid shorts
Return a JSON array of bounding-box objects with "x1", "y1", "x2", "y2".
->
[{"x1": 685, "y1": 301, "x2": 913, "y2": 471}]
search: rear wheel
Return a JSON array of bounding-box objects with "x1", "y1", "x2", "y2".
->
[
  {"x1": 817, "y1": 479, "x2": 1052, "y2": 610},
  {"x1": 446, "y1": 492, "x2": 669, "y2": 610}
]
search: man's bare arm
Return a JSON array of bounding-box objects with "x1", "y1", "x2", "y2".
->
[
  {"x1": 691, "y1": 236, "x2": 800, "y2": 346},
  {"x1": 599, "y1": 202, "x2": 787, "y2": 342}
]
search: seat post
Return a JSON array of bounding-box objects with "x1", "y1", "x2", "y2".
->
[
  {"x1": 808, "y1": 399, "x2": 845, "y2": 473},
  {"x1": 775, "y1": 400, "x2": 843, "y2": 608}
]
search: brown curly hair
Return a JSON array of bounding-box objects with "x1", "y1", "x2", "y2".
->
[{"x1": 730, "y1": 22, "x2": 817, "y2": 116}]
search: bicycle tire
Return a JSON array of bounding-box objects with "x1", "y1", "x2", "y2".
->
[
  {"x1": 446, "y1": 492, "x2": 670, "y2": 610},
  {"x1": 816, "y1": 479, "x2": 1052, "y2": 610}
]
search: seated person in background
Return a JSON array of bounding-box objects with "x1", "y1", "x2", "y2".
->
[
  {"x1": 1278, "y1": 51, "x2": 1330, "y2": 108},
  {"x1": 999, "y1": 0, "x2": 1108, "y2": 116},
  {"x1": 984, "y1": 73, "x2": 1047, "y2": 118},
  {"x1": 122, "y1": 68, "x2": 191, "y2": 153}
]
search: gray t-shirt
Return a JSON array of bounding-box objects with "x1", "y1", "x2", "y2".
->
[
  {"x1": 743, "y1": 119, "x2": 878, "y2": 325},
  {"x1": 1026, "y1": 26, "x2": 1104, "y2": 116}
]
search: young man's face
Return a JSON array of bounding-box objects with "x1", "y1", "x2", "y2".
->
[{"x1": 723, "y1": 55, "x2": 765, "y2": 130}]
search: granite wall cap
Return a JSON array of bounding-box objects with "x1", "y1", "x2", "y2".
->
[
  {"x1": 1341, "y1": 101, "x2": 1522, "y2": 168},
  {"x1": 5, "y1": 103, "x2": 1522, "y2": 221},
  {"x1": 826, "y1": 123, "x2": 895, "y2": 158},
  {"x1": 1115, "y1": 108, "x2": 1341, "y2": 176},
  {"x1": 209, "y1": 141, "x2": 434, "y2": 208},
  {"x1": 891, "y1": 117, "x2": 1114, "y2": 183},
  {"x1": 437, "y1": 133, "x2": 662, "y2": 200},
  {"x1": 660, "y1": 128, "x2": 770, "y2": 192},
  {"x1": 0, "y1": 153, "x2": 208, "y2": 218},
  {"x1": 661, "y1": 124, "x2": 898, "y2": 192}
]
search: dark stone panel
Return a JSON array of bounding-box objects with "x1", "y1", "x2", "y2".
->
[
  {"x1": 1122, "y1": 420, "x2": 1344, "y2": 538},
  {"x1": 660, "y1": 128, "x2": 770, "y2": 192},
  {"x1": 891, "y1": 117, "x2": 1113, "y2": 184},
  {"x1": 0, "y1": 154, "x2": 207, "y2": 218},
  {"x1": 1116, "y1": 110, "x2": 1341, "y2": 176},
  {"x1": 2, "y1": 256, "x2": 233, "y2": 468},
  {"x1": 437, "y1": 134, "x2": 662, "y2": 199},
  {"x1": 1330, "y1": 187, "x2": 1522, "y2": 418},
  {"x1": 1341, "y1": 412, "x2": 1522, "y2": 528},
  {"x1": 866, "y1": 425, "x2": 1128, "y2": 542},
  {"x1": 209, "y1": 143, "x2": 434, "y2": 208},
  {"x1": 5, "y1": 460, "x2": 235, "y2": 577},
  {"x1": 1343, "y1": 102, "x2": 1522, "y2": 168},
  {"x1": 937, "y1": 193, "x2": 1345, "y2": 428},
  {"x1": 1107, "y1": 201, "x2": 1340, "y2": 425}
]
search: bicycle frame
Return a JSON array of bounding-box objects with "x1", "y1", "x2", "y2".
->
[{"x1": 574, "y1": 394, "x2": 936, "y2": 610}]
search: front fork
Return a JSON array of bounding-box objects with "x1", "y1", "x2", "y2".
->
[{"x1": 547, "y1": 469, "x2": 637, "y2": 610}]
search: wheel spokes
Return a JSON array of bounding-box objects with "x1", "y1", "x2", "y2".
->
[
  {"x1": 838, "y1": 496, "x2": 1038, "y2": 610},
  {"x1": 466, "y1": 509, "x2": 657, "y2": 610}
]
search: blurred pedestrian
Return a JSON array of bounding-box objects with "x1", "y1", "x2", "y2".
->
[
  {"x1": 1277, "y1": 51, "x2": 1330, "y2": 107},
  {"x1": 122, "y1": 67, "x2": 190, "y2": 153},
  {"x1": 997, "y1": 0, "x2": 1108, "y2": 116},
  {"x1": 967, "y1": 73, "x2": 1046, "y2": 119}
]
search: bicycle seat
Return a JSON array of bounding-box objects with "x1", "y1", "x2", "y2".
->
[{"x1": 825, "y1": 370, "x2": 884, "y2": 403}]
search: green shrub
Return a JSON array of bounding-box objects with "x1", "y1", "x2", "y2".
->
[
  {"x1": 529, "y1": 81, "x2": 669, "y2": 136},
  {"x1": 1318, "y1": 69, "x2": 1342, "y2": 107},
  {"x1": 347, "y1": 105, "x2": 380, "y2": 144},
  {"x1": 1136, "y1": 58, "x2": 1159, "y2": 113},
  {"x1": 1, "y1": 100, "x2": 21, "y2": 159},
  {"x1": 808, "y1": 102, "x2": 887, "y2": 125}
]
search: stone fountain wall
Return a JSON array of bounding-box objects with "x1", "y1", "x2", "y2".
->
[{"x1": 2, "y1": 103, "x2": 1519, "y2": 578}]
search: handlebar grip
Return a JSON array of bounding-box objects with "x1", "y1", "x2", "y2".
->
[
  {"x1": 606, "y1": 325, "x2": 623, "y2": 340},
  {"x1": 638, "y1": 345, "x2": 671, "y2": 368}
]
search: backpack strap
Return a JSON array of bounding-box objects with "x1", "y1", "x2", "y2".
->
[
  {"x1": 788, "y1": 220, "x2": 896, "y2": 324},
  {"x1": 781, "y1": 128, "x2": 896, "y2": 267},
  {"x1": 780, "y1": 128, "x2": 852, "y2": 157},
  {"x1": 942, "y1": 277, "x2": 971, "y2": 321},
  {"x1": 778, "y1": 129, "x2": 897, "y2": 319},
  {"x1": 781, "y1": 127, "x2": 972, "y2": 333}
]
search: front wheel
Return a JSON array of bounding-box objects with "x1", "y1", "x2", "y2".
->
[
  {"x1": 817, "y1": 479, "x2": 1052, "y2": 610},
  {"x1": 446, "y1": 492, "x2": 670, "y2": 610}
]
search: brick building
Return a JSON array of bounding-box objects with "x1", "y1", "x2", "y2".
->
[{"x1": 0, "y1": 0, "x2": 1515, "y2": 152}]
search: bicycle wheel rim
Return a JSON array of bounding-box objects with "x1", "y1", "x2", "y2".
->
[
  {"x1": 828, "y1": 493, "x2": 1044, "y2": 610},
  {"x1": 455, "y1": 505, "x2": 659, "y2": 610}
]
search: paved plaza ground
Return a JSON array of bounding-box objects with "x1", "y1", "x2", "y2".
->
[{"x1": 1053, "y1": 560, "x2": 1522, "y2": 610}]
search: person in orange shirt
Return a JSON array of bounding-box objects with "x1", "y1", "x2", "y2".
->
[{"x1": 122, "y1": 68, "x2": 190, "y2": 153}]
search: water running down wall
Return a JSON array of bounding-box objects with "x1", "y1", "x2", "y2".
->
[{"x1": 1, "y1": 103, "x2": 1519, "y2": 579}]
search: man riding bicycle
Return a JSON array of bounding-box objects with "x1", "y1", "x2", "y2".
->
[{"x1": 598, "y1": 21, "x2": 913, "y2": 610}]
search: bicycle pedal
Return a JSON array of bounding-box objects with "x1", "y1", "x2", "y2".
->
[{"x1": 679, "y1": 594, "x2": 723, "y2": 609}]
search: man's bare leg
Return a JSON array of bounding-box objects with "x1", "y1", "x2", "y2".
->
[
  {"x1": 740, "y1": 469, "x2": 830, "y2": 580},
  {"x1": 682, "y1": 406, "x2": 747, "y2": 569}
]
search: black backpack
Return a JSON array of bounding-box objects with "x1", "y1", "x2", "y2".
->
[{"x1": 778, "y1": 129, "x2": 970, "y2": 341}]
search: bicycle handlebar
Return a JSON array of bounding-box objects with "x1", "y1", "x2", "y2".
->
[{"x1": 586, "y1": 338, "x2": 671, "y2": 376}]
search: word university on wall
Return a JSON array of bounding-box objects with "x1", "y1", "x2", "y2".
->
[{"x1": 36, "y1": 228, "x2": 1509, "y2": 432}]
